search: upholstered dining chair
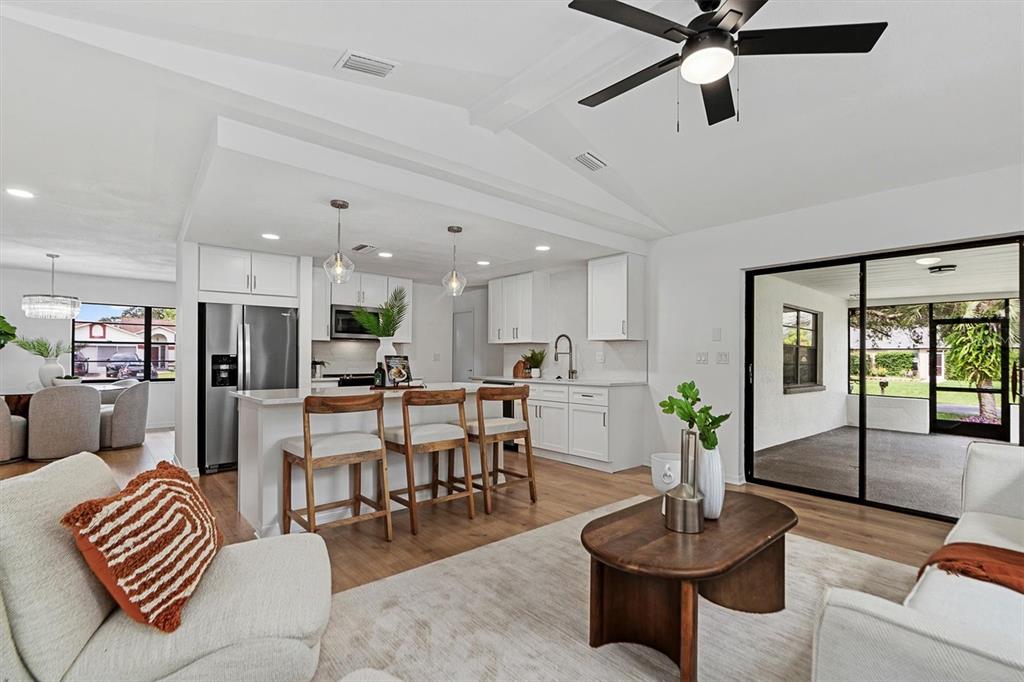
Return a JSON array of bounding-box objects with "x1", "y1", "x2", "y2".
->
[
  {"x1": 99, "y1": 381, "x2": 150, "y2": 450},
  {"x1": 27, "y1": 386, "x2": 100, "y2": 460},
  {"x1": 101, "y1": 378, "x2": 139, "y2": 405},
  {"x1": 0, "y1": 400, "x2": 27, "y2": 462}
]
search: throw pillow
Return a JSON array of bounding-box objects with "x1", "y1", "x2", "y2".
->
[{"x1": 61, "y1": 460, "x2": 223, "y2": 632}]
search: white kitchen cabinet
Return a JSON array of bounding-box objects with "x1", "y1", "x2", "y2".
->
[
  {"x1": 311, "y1": 268, "x2": 331, "y2": 341},
  {"x1": 360, "y1": 273, "x2": 389, "y2": 307},
  {"x1": 588, "y1": 253, "x2": 645, "y2": 341},
  {"x1": 387, "y1": 276, "x2": 413, "y2": 343},
  {"x1": 330, "y1": 277, "x2": 361, "y2": 306},
  {"x1": 199, "y1": 245, "x2": 298, "y2": 297},
  {"x1": 487, "y1": 271, "x2": 549, "y2": 343},
  {"x1": 569, "y1": 403, "x2": 609, "y2": 462},
  {"x1": 250, "y1": 252, "x2": 299, "y2": 297},
  {"x1": 528, "y1": 399, "x2": 569, "y2": 453}
]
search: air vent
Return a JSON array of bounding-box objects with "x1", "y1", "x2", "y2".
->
[
  {"x1": 352, "y1": 244, "x2": 377, "y2": 253},
  {"x1": 574, "y1": 151, "x2": 607, "y2": 172},
  {"x1": 333, "y1": 50, "x2": 399, "y2": 78}
]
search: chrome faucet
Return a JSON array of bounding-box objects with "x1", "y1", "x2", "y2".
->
[{"x1": 553, "y1": 334, "x2": 577, "y2": 380}]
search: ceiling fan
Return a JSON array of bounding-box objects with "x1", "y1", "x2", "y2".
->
[{"x1": 569, "y1": 0, "x2": 887, "y2": 125}]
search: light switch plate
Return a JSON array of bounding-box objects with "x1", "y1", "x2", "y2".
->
[
  {"x1": 595, "y1": 351, "x2": 605, "y2": 364},
  {"x1": 696, "y1": 352, "x2": 709, "y2": 365},
  {"x1": 433, "y1": 353, "x2": 441, "y2": 362},
  {"x1": 712, "y1": 327, "x2": 722, "y2": 342},
  {"x1": 716, "y1": 352, "x2": 730, "y2": 365}
]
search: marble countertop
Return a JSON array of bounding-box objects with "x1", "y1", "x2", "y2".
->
[
  {"x1": 471, "y1": 375, "x2": 647, "y2": 388},
  {"x1": 232, "y1": 382, "x2": 486, "y2": 406}
]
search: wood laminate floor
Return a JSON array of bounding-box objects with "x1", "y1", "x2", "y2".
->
[{"x1": 1, "y1": 432, "x2": 951, "y2": 593}]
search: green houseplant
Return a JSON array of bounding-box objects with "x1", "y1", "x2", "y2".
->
[
  {"x1": 13, "y1": 336, "x2": 73, "y2": 387},
  {"x1": 521, "y1": 348, "x2": 547, "y2": 378},
  {"x1": 659, "y1": 380, "x2": 730, "y2": 519},
  {"x1": 0, "y1": 314, "x2": 16, "y2": 349},
  {"x1": 351, "y1": 286, "x2": 409, "y2": 364}
]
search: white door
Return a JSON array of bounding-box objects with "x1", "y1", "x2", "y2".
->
[
  {"x1": 387, "y1": 277, "x2": 413, "y2": 343},
  {"x1": 514, "y1": 273, "x2": 533, "y2": 342},
  {"x1": 502, "y1": 275, "x2": 520, "y2": 341},
  {"x1": 488, "y1": 278, "x2": 504, "y2": 343},
  {"x1": 569, "y1": 404, "x2": 609, "y2": 461},
  {"x1": 331, "y1": 277, "x2": 361, "y2": 306},
  {"x1": 452, "y1": 310, "x2": 475, "y2": 381},
  {"x1": 531, "y1": 400, "x2": 568, "y2": 453},
  {"x1": 360, "y1": 273, "x2": 389, "y2": 307},
  {"x1": 311, "y1": 268, "x2": 330, "y2": 341},
  {"x1": 250, "y1": 253, "x2": 298, "y2": 297},
  {"x1": 589, "y1": 255, "x2": 628, "y2": 340},
  {"x1": 198, "y1": 246, "x2": 251, "y2": 294}
]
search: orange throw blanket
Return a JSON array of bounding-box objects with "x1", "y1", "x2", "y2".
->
[{"x1": 919, "y1": 542, "x2": 1024, "y2": 595}]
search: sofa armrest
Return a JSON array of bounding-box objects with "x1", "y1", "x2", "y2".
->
[
  {"x1": 813, "y1": 588, "x2": 1023, "y2": 682},
  {"x1": 962, "y1": 442, "x2": 1024, "y2": 519}
]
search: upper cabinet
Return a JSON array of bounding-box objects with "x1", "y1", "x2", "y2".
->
[
  {"x1": 331, "y1": 272, "x2": 388, "y2": 307},
  {"x1": 487, "y1": 271, "x2": 549, "y2": 344},
  {"x1": 199, "y1": 246, "x2": 298, "y2": 297},
  {"x1": 311, "y1": 268, "x2": 331, "y2": 341},
  {"x1": 387, "y1": 276, "x2": 413, "y2": 343},
  {"x1": 588, "y1": 254, "x2": 645, "y2": 341}
]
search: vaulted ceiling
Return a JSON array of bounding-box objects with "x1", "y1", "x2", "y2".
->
[{"x1": 1, "y1": 1, "x2": 1021, "y2": 281}]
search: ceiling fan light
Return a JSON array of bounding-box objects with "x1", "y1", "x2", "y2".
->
[{"x1": 679, "y1": 31, "x2": 735, "y2": 85}]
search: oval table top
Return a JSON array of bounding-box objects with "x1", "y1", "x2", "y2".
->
[{"x1": 581, "y1": 492, "x2": 798, "y2": 580}]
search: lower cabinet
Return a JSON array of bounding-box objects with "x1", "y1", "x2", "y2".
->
[
  {"x1": 528, "y1": 399, "x2": 569, "y2": 453},
  {"x1": 568, "y1": 403, "x2": 609, "y2": 462}
]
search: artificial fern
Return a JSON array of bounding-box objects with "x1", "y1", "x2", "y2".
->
[
  {"x1": 351, "y1": 286, "x2": 408, "y2": 338},
  {"x1": 13, "y1": 336, "x2": 72, "y2": 358}
]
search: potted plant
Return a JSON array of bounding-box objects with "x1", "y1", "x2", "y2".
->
[
  {"x1": 351, "y1": 287, "x2": 409, "y2": 364},
  {"x1": 659, "y1": 380, "x2": 730, "y2": 519},
  {"x1": 521, "y1": 349, "x2": 547, "y2": 379},
  {"x1": 13, "y1": 337, "x2": 73, "y2": 387},
  {"x1": 0, "y1": 314, "x2": 16, "y2": 349},
  {"x1": 311, "y1": 359, "x2": 329, "y2": 379},
  {"x1": 53, "y1": 374, "x2": 83, "y2": 386}
]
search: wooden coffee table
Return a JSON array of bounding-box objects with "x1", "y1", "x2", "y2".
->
[{"x1": 581, "y1": 493, "x2": 798, "y2": 681}]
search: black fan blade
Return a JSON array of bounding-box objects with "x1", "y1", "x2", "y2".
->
[
  {"x1": 568, "y1": 0, "x2": 695, "y2": 42},
  {"x1": 710, "y1": 0, "x2": 768, "y2": 33},
  {"x1": 738, "y1": 22, "x2": 887, "y2": 55},
  {"x1": 700, "y1": 75, "x2": 735, "y2": 125},
  {"x1": 579, "y1": 53, "x2": 683, "y2": 107}
]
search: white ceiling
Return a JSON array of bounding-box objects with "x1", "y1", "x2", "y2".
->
[{"x1": 1, "y1": 1, "x2": 1021, "y2": 281}]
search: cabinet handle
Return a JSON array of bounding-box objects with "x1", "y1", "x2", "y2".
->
[
  {"x1": 246, "y1": 274, "x2": 250, "y2": 290},
  {"x1": 602, "y1": 412, "x2": 606, "y2": 427},
  {"x1": 498, "y1": 328, "x2": 502, "y2": 340},
  {"x1": 621, "y1": 320, "x2": 626, "y2": 335},
  {"x1": 252, "y1": 275, "x2": 256, "y2": 291}
]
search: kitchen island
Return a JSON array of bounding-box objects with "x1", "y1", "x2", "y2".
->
[{"x1": 231, "y1": 382, "x2": 505, "y2": 538}]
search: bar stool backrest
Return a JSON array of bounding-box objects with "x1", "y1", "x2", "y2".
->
[
  {"x1": 475, "y1": 385, "x2": 530, "y2": 427},
  {"x1": 301, "y1": 393, "x2": 385, "y2": 464}
]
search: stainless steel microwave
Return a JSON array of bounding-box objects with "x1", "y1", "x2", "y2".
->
[{"x1": 331, "y1": 304, "x2": 379, "y2": 340}]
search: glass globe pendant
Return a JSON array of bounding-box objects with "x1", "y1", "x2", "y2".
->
[
  {"x1": 22, "y1": 253, "x2": 81, "y2": 319},
  {"x1": 323, "y1": 199, "x2": 355, "y2": 284},
  {"x1": 441, "y1": 225, "x2": 466, "y2": 297}
]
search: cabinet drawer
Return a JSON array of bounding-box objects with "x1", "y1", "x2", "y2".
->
[
  {"x1": 531, "y1": 385, "x2": 569, "y2": 402},
  {"x1": 570, "y1": 386, "x2": 608, "y2": 406}
]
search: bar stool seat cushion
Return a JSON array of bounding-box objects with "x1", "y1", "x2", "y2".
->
[
  {"x1": 382, "y1": 423, "x2": 464, "y2": 445},
  {"x1": 282, "y1": 432, "x2": 382, "y2": 458},
  {"x1": 459, "y1": 417, "x2": 528, "y2": 436}
]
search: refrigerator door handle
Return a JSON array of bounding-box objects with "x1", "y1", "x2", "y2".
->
[{"x1": 243, "y1": 323, "x2": 252, "y2": 390}]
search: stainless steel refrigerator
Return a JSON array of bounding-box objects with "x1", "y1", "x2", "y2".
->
[{"x1": 200, "y1": 303, "x2": 298, "y2": 473}]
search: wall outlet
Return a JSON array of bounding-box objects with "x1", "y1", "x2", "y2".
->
[
  {"x1": 433, "y1": 353, "x2": 441, "y2": 362},
  {"x1": 696, "y1": 352, "x2": 709, "y2": 365},
  {"x1": 595, "y1": 351, "x2": 605, "y2": 364},
  {"x1": 712, "y1": 327, "x2": 722, "y2": 342},
  {"x1": 716, "y1": 352, "x2": 730, "y2": 365}
]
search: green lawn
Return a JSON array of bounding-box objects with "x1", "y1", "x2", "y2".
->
[{"x1": 850, "y1": 378, "x2": 1004, "y2": 407}]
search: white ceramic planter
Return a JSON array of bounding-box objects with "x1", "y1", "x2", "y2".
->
[
  {"x1": 376, "y1": 337, "x2": 396, "y2": 365},
  {"x1": 699, "y1": 445, "x2": 725, "y2": 519},
  {"x1": 38, "y1": 357, "x2": 65, "y2": 387}
]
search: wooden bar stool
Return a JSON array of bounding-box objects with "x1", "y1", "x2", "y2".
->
[
  {"x1": 281, "y1": 393, "x2": 393, "y2": 541},
  {"x1": 383, "y1": 388, "x2": 475, "y2": 535},
  {"x1": 464, "y1": 385, "x2": 537, "y2": 514}
]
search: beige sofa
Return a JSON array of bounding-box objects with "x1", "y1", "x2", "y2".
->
[
  {"x1": 813, "y1": 441, "x2": 1024, "y2": 681},
  {"x1": 1, "y1": 453, "x2": 332, "y2": 681}
]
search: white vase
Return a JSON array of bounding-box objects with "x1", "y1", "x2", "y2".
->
[
  {"x1": 376, "y1": 337, "x2": 396, "y2": 365},
  {"x1": 699, "y1": 445, "x2": 725, "y2": 520},
  {"x1": 38, "y1": 357, "x2": 65, "y2": 387},
  {"x1": 533, "y1": 368, "x2": 542, "y2": 379}
]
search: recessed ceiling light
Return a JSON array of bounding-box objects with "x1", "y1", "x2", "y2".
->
[
  {"x1": 378, "y1": 252, "x2": 393, "y2": 258},
  {"x1": 915, "y1": 257, "x2": 941, "y2": 266},
  {"x1": 535, "y1": 245, "x2": 551, "y2": 252},
  {"x1": 477, "y1": 260, "x2": 490, "y2": 266},
  {"x1": 261, "y1": 233, "x2": 280, "y2": 240},
  {"x1": 5, "y1": 188, "x2": 34, "y2": 199}
]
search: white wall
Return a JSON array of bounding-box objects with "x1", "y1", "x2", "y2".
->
[
  {"x1": 752, "y1": 275, "x2": 849, "y2": 451},
  {"x1": 454, "y1": 287, "x2": 502, "y2": 380},
  {"x1": 644, "y1": 165, "x2": 1023, "y2": 484},
  {"x1": 401, "y1": 282, "x2": 454, "y2": 382},
  {"x1": 0, "y1": 266, "x2": 176, "y2": 427}
]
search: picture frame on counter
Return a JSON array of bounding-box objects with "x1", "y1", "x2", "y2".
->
[{"x1": 384, "y1": 355, "x2": 411, "y2": 387}]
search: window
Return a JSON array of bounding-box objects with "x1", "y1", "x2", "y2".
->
[
  {"x1": 783, "y1": 306, "x2": 820, "y2": 390},
  {"x1": 71, "y1": 304, "x2": 176, "y2": 382}
]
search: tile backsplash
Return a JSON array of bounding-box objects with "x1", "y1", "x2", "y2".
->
[{"x1": 312, "y1": 340, "x2": 379, "y2": 374}]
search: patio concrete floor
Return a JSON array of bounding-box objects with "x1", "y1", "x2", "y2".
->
[{"x1": 752, "y1": 426, "x2": 1001, "y2": 517}]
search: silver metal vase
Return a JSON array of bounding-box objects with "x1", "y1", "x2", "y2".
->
[{"x1": 665, "y1": 429, "x2": 705, "y2": 533}]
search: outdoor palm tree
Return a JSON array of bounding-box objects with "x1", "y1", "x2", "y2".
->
[{"x1": 942, "y1": 300, "x2": 1013, "y2": 423}]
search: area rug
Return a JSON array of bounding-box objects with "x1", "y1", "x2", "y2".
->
[{"x1": 314, "y1": 496, "x2": 917, "y2": 681}]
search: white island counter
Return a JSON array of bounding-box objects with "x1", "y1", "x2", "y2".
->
[{"x1": 231, "y1": 382, "x2": 505, "y2": 538}]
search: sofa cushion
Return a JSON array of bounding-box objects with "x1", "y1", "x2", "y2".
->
[
  {"x1": 66, "y1": 533, "x2": 332, "y2": 682},
  {"x1": 945, "y1": 512, "x2": 1024, "y2": 553},
  {"x1": 61, "y1": 461, "x2": 224, "y2": 633},
  {"x1": 905, "y1": 565, "x2": 1024, "y2": 639},
  {"x1": 0, "y1": 453, "x2": 119, "y2": 681}
]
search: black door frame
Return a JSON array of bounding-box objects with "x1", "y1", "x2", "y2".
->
[{"x1": 743, "y1": 235, "x2": 1022, "y2": 523}]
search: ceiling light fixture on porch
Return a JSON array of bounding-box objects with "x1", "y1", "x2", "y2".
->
[
  {"x1": 441, "y1": 225, "x2": 466, "y2": 297},
  {"x1": 22, "y1": 253, "x2": 81, "y2": 319},
  {"x1": 323, "y1": 199, "x2": 355, "y2": 284}
]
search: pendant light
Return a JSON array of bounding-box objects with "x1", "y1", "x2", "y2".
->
[
  {"x1": 323, "y1": 199, "x2": 355, "y2": 284},
  {"x1": 21, "y1": 253, "x2": 81, "y2": 319},
  {"x1": 441, "y1": 225, "x2": 466, "y2": 297}
]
